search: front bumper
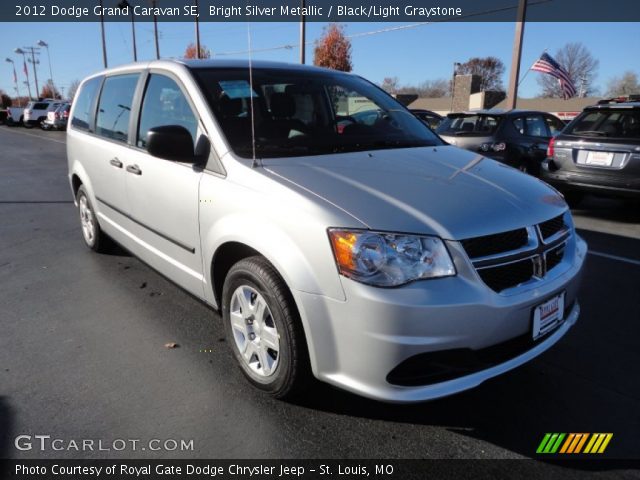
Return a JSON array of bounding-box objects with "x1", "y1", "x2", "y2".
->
[{"x1": 293, "y1": 234, "x2": 587, "y2": 403}]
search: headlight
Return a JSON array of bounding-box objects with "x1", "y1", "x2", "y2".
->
[{"x1": 328, "y1": 229, "x2": 456, "y2": 287}]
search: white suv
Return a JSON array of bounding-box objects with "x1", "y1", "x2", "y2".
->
[{"x1": 23, "y1": 99, "x2": 62, "y2": 128}]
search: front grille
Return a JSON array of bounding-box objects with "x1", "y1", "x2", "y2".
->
[
  {"x1": 460, "y1": 214, "x2": 571, "y2": 293},
  {"x1": 477, "y1": 258, "x2": 534, "y2": 292},
  {"x1": 546, "y1": 243, "x2": 566, "y2": 272},
  {"x1": 539, "y1": 214, "x2": 565, "y2": 240},
  {"x1": 460, "y1": 228, "x2": 528, "y2": 259}
]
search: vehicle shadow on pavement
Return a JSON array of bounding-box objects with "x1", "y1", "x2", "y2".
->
[
  {"x1": 290, "y1": 366, "x2": 636, "y2": 465},
  {"x1": 0, "y1": 396, "x2": 14, "y2": 460},
  {"x1": 572, "y1": 196, "x2": 640, "y2": 224}
]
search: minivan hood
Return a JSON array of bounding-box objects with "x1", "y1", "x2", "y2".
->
[{"x1": 263, "y1": 146, "x2": 566, "y2": 240}]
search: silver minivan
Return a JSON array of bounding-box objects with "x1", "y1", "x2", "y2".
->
[{"x1": 67, "y1": 60, "x2": 587, "y2": 403}]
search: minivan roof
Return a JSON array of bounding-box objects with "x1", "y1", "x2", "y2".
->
[{"x1": 86, "y1": 58, "x2": 350, "y2": 78}]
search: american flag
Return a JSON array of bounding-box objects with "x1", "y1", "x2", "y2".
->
[{"x1": 531, "y1": 52, "x2": 577, "y2": 99}]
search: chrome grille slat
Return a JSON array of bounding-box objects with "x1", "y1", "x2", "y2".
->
[{"x1": 460, "y1": 213, "x2": 570, "y2": 293}]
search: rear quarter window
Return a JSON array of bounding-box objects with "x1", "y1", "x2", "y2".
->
[
  {"x1": 436, "y1": 115, "x2": 500, "y2": 136},
  {"x1": 71, "y1": 77, "x2": 102, "y2": 131}
]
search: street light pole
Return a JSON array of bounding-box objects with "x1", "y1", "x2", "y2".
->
[
  {"x1": 37, "y1": 40, "x2": 56, "y2": 97},
  {"x1": 5, "y1": 58, "x2": 22, "y2": 106},
  {"x1": 506, "y1": 0, "x2": 528, "y2": 110}
]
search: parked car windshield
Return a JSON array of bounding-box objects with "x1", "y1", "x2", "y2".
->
[
  {"x1": 436, "y1": 114, "x2": 501, "y2": 136},
  {"x1": 193, "y1": 67, "x2": 443, "y2": 158},
  {"x1": 565, "y1": 108, "x2": 640, "y2": 139}
]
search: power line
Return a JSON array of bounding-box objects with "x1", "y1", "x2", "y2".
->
[{"x1": 214, "y1": 0, "x2": 551, "y2": 57}]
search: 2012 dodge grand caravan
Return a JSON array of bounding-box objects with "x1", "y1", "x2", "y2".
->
[{"x1": 67, "y1": 59, "x2": 587, "y2": 403}]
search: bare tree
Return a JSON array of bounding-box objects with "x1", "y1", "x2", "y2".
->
[
  {"x1": 67, "y1": 79, "x2": 81, "y2": 102},
  {"x1": 457, "y1": 57, "x2": 505, "y2": 92},
  {"x1": 415, "y1": 79, "x2": 449, "y2": 97},
  {"x1": 537, "y1": 43, "x2": 599, "y2": 98},
  {"x1": 605, "y1": 71, "x2": 640, "y2": 97},
  {"x1": 380, "y1": 77, "x2": 400, "y2": 94}
]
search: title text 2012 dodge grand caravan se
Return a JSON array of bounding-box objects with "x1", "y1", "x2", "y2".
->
[{"x1": 67, "y1": 60, "x2": 587, "y2": 403}]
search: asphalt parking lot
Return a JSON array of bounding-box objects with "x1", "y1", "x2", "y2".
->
[{"x1": 1, "y1": 125, "x2": 639, "y2": 471}]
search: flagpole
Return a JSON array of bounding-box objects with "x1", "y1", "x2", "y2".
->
[
  {"x1": 506, "y1": 0, "x2": 527, "y2": 110},
  {"x1": 518, "y1": 48, "x2": 548, "y2": 87}
]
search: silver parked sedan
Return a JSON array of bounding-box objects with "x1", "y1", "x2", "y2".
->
[{"x1": 67, "y1": 59, "x2": 586, "y2": 403}]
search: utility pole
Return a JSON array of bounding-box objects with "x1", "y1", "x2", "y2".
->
[
  {"x1": 152, "y1": 0, "x2": 160, "y2": 59},
  {"x1": 22, "y1": 47, "x2": 41, "y2": 98},
  {"x1": 99, "y1": 0, "x2": 108, "y2": 67},
  {"x1": 506, "y1": 0, "x2": 527, "y2": 110},
  {"x1": 194, "y1": 0, "x2": 201, "y2": 59},
  {"x1": 118, "y1": 0, "x2": 137, "y2": 61},
  {"x1": 299, "y1": 0, "x2": 306, "y2": 64}
]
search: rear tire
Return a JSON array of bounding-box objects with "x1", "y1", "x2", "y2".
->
[
  {"x1": 222, "y1": 256, "x2": 309, "y2": 399},
  {"x1": 76, "y1": 185, "x2": 111, "y2": 253}
]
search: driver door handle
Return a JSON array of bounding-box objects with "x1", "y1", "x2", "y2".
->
[
  {"x1": 126, "y1": 164, "x2": 142, "y2": 176},
  {"x1": 109, "y1": 158, "x2": 123, "y2": 168}
]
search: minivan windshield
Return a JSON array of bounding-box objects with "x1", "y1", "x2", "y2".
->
[
  {"x1": 436, "y1": 114, "x2": 501, "y2": 136},
  {"x1": 193, "y1": 68, "x2": 443, "y2": 158},
  {"x1": 565, "y1": 108, "x2": 640, "y2": 139}
]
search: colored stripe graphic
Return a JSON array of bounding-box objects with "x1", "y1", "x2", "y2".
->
[{"x1": 538, "y1": 433, "x2": 613, "y2": 454}]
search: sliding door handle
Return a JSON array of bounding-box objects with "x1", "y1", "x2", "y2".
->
[
  {"x1": 126, "y1": 164, "x2": 142, "y2": 176},
  {"x1": 109, "y1": 158, "x2": 123, "y2": 168}
]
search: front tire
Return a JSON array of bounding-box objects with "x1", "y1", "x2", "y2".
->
[
  {"x1": 222, "y1": 256, "x2": 308, "y2": 399},
  {"x1": 76, "y1": 185, "x2": 111, "y2": 253}
]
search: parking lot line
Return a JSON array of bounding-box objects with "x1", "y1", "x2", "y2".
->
[
  {"x1": 589, "y1": 250, "x2": 640, "y2": 266},
  {"x1": 0, "y1": 126, "x2": 66, "y2": 145}
]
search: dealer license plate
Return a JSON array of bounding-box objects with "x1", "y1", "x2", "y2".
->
[
  {"x1": 584, "y1": 151, "x2": 614, "y2": 166},
  {"x1": 532, "y1": 292, "x2": 565, "y2": 340}
]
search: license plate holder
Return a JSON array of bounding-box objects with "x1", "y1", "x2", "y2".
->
[
  {"x1": 532, "y1": 292, "x2": 565, "y2": 340},
  {"x1": 583, "y1": 151, "x2": 614, "y2": 166}
]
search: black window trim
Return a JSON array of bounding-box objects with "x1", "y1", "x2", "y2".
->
[{"x1": 71, "y1": 67, "x2": 226, "y2": 177}]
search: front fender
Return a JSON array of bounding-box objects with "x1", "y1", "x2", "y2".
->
[{"x1": 202, "y1": 212, "x2": 346, "y2": 306}]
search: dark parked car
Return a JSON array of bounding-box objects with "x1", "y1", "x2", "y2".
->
[
  {"x1": 436, "y1": 110, "x2": 566, "y2": 175},
  {"x1": 542, "y1": 100, "x2": 640, "y2": 205},
  {"x1": 410, "y1": 109, "x2": 443, "y2": 130}
]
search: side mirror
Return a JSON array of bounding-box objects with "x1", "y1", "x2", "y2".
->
[{"x1": 146, "y1": 125, "x2": 196, "y2": 162}]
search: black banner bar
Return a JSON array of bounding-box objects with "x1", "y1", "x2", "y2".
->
[
  {"x1": 2, "y1": 0, "x2": 640, "y2": 23},
  {"x1": 2, "y1": 459, "x2": 640, "y2": 480}
]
